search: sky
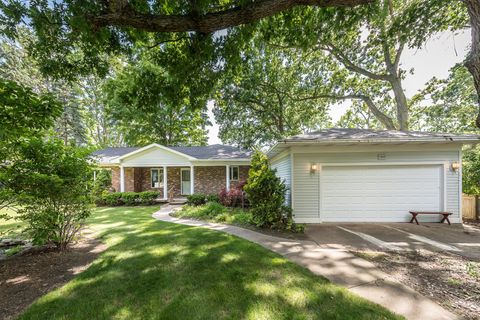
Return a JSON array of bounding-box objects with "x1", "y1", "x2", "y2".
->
[{"x1": 207, "y1": 30, "x2": 471, "y2": 145}]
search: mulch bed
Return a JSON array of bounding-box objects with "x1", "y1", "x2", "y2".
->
[
  {"x1": 0, "y1": 230, "x2": 106, "y2": 320},
  {"x1": 354, "y1": 249, "x2": 480, "y2": 320}
]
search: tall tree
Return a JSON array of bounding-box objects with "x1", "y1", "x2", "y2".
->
[
  {"x1": 105, "y1": 55, "x2": 210, "y2": 146},
  {"x1": 214, "y1": 45, "x2": 331, "y2": 148},
  {"x1": 0, "y1": 78, "x2": 61, "y2": 209},
  {"x1": 262, "y1": 0, "x2": 466, "y2": 131},
  {"x1": 461, "y1": 0, "x2": 480, "y2": 127},
  {"x1": 0, "y1": 30, "x2": 123, "y2": 146},
  {"x1": 0, "y1": 0, "x2": 370, "y2": 82},
  {"x1": 0, "y1": 32, "x2": 87, "y2": 145},
  {"x1": 80, "y1": 76, "x2": 125, "y2": 147},
  {"x1": 1, "y1": 0, "x2": 477, "y2": 129},
  {"x1": 410, "y1": 64, "x2": 478, "y2": 133}
]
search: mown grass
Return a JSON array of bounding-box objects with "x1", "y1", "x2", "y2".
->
[
  {"x1": 18, "y1": 206, "x2": 402, "y2": 320},
  {"x1": 0, "y1": 207, "x2": 26, "y2": 239}
]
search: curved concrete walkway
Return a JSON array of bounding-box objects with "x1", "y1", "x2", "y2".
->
[{"x1": 152, "y1": 205, "x2": 457, "y2": 320}]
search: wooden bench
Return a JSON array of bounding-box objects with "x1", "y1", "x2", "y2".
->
[{"x1": 409, "y1": 211, "x2": 453, "y2": 225}]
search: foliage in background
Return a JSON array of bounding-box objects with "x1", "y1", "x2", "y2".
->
[
  {"x1": 261, "y1": 0, "x2": 466, "y2": 131},
  {"x1": 0, "y1": 79, "x2": 61, "y2": 146},
  {"x1": 214, "y1": 45, "x2": 331, "y2": 149},
  {"x1": 105, "y1": 53, "x2": 210, "y2": 146},
  {"x1": 463, "y1": 146, "x2": 480, "y2": 195},
  {"x1": 244, "y1": 151, "x2": 297, "y2": 231},
  {"x1": 0, "y1": 78, "x2": 62, "y2": 211},
  {"x1": 0, "y1": 30, "x2": 123, "y2": 147},
  {"x1": 91, "y1": 169, "x2": 112, "y2": 199},
  {"x1": 1, "y1": 1, "x2": 471, "y2": 144},
  {"x1": 0, "y1": 139, "x2": 93, "y2": 250},
  {"x1": 411, "y1": 65, "x2": 478, "y2": 133}
]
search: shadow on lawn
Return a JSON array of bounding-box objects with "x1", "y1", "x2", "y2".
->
[
  {"x1": 0, "y1": 231, "x2": 105, "y2": 320},
  {"x1": 18, "y1": 207, "x2": 401, "y2": 320}
]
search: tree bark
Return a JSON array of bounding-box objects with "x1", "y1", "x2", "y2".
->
[
  {"x1": 382, "y1": 36, "x2": 409, "y2": 131},
  {"x1": 389, "y1": 76, "x2": 409, "y2": 130},
  {"x1": 91, "y1": 0, "x2": 373, "y2": 34},
  {"x1": 462, "y1": 0, "x2": 480, "y2": 128}
]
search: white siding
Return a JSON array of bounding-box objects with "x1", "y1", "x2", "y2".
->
[
  {"x1": 292, "y1": 147, "x2": 462, "y2": 223},
  {"x1": 271, "y1": 155, "x2": 291, "y2": 205},
  {"x1": 121, "y1": 147, "x2": 191, "y2": 166}
]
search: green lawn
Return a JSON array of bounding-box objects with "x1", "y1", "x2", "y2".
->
[
  {"x1": 18, "y1": 206, "x2": 402, "y2": 320},
  {"x1": 0, "y1": 207, "x2": 26, "y2": 239}
]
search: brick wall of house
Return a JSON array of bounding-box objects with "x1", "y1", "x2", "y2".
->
[
  {"x1": 230, "y1": 165, "x2": 250, "y2": 189},
  {"x1": 109, "y1": 165, "x2": 250, "y2": 196},
  {"x1": 139, "y1": 168, "x2": 150, "y2": 192},
  {"x1": 124, "y1": 167, "x2": 135, "y2": 192},
  {"x1": 138, "y1": 168, "x2": 164, "y2": 197},
  {"x1": 167, "y1": 167, "x2": 181, "y2": 198},
  {"x1": 194, "y1": 166, "x2": 227, "y2": 195},
  {"x1": 111, "y1": 167, "x2": 120, "y2": 192},
  {"x1": 134, "y1": 168, "x2": 143, "y2": 192}
]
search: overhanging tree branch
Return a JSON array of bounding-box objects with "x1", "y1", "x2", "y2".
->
[
  {"x1": 90, "y1": 0, "x2": 373, "y2": 34},
  {"x1": 319, "y1": 43, "x2": 391, "y2": 81},
  {"x1": 290, "y1": 92, "x2": 397, "y2": 130},
  {"x1": 393, "y1": 42, "x2": 405, "y2": 70}
]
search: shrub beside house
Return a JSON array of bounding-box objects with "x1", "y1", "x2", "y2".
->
[{"x1": 176, "y1": 151, "x2": 302, "y2": 232}]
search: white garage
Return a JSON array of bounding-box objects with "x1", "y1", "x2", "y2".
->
[
  {"x1": 320, "y1": 165, "x2": 443, "y2": 222},
  {"x1": 269, "y1": 128, "x2": 480, "y2": 224}
]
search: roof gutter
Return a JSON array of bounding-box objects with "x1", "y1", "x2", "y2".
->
[{"x1": 281, "y1": 137, "x2": 480, "y2": 144}]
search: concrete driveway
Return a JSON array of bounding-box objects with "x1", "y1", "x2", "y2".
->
[{"x1": 306, "y1": 222, "x2": 480, "y2": 260}]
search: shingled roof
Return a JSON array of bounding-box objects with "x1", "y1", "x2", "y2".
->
[
  {"x1": 91, "y1": 144, "x2": 251, "y2": 164},
  {"x1": 168, "y1": 145, "x2": 252, "y2": 159},
  {"x1": 267, "y1": 128, "x2": 480, "y2": 158},
  {"x1": 283, "y1": 128, "x2": 480, "y2": 143}
]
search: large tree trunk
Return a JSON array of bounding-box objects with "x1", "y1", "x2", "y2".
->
[
  {"x1": 92, "y1": 0, "x2": 373, "y2": 34},
  {"x1": 389, "y1": 76, "x2": 409, "y2": 130},
  {"x1": 463, "y1": 0, "x2": 480, "y2": 128}
]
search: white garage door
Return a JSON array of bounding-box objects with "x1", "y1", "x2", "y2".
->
[{"x1": 321, "y1": 165, "x2": 443, "y2": 222}]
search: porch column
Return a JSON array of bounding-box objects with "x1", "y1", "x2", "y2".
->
[
  {"x1": 120, "y1": 166, "x2": 125, "y2": 192},
  {"x1": 163, "y1": 166, "x2": 167, "y2": 200},
  {"x1": 226, "y1": 165, "x2": 230, "y2": 191},
  {"x1": 190, "y1": 165, "x2": 195, "y2": 194}
]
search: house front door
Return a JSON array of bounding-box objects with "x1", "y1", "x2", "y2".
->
[{"x1": 181, "y1": 168, "x2": 191, "y2": 195}]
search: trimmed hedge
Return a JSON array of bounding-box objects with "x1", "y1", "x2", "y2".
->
[
  {"x1": 186, "y1": 194, "x2": 207, "y2": 206},
  {"x1": 186, "y1": 193, "x2": 221, "y2": 206},
  {"x1": 96, "y1": 191, "x2": 160, "y2": 206},
  {"x1": 206, "y1": 194, "x2": 220, "y2": 203}
]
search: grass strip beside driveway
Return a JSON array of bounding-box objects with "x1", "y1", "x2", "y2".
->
[{"x1": 18, "y1": 206, "x2": 402, "y2": 320}]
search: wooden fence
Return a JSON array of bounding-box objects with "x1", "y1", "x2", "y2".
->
[{"x1": 462, "y1": 194, "x2": 477, "y2": 220}]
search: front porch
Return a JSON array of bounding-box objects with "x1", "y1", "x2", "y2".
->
[{"x1": 110, "y1": 165, "x2": 249, "y2": 200}]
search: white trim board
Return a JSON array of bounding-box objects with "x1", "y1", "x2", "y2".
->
[{"x1": 115, "y1": 143, "x2": 196, "y2": 162}]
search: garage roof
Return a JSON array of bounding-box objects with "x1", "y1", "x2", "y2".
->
[
  {"x1": 285, "y1": 128, "x2": 480, "y2": 142},
  {"x1": 268, "y1": 128, "x2": 480, "y2": 158}
]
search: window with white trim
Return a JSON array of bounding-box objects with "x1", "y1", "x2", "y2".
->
[
  {"x1": 230, "y1": 166, "x2": 239, "y2": 181},
  {"x1": 151, "y1": 168, "x2": 164, "y2": 188}
]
